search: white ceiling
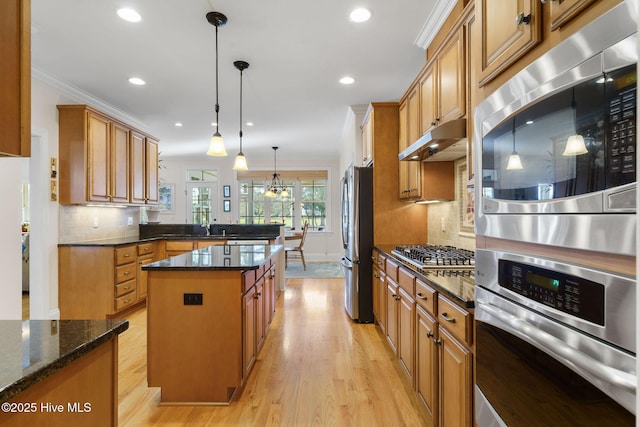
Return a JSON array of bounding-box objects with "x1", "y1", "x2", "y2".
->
[{"x1": 31, "y1": 0, "x2": 445, "y2": 163}]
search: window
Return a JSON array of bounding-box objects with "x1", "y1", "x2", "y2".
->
[
  {"x1": 185, "y1": 169, "x2": 218, "y2": 224},
  {"x1": 238, "y1": 170, "x2": 328, "y2": 231}
]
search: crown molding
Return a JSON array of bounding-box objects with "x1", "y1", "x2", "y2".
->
[
  {"x1": 32, "y1": 66, "x2": 151, "y2": 133},
  {"x1": 414, "y1": 0, "x2": 457, "y2": 49}
]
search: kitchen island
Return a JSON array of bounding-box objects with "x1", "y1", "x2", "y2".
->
[
  {"x1": 0, "y1": 319, "x2": 128, "y2": 426},
  {"x1": 143, "y1": 244, "x2": 282, "y2": 404}
]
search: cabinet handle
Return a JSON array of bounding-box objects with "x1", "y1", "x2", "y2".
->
[
  {"x1": 374, "y1": 274, "x2": 380, "y2": 279},
  {"x1": 124, "y1": 286, "x2": 131, "y2": 290},
  {"x1": 124, "y1": 299, "x2": 131, "y2": 304},
  {"x1": 427, "y1": 331, "x2": 434, "y2": 338},
  {"x1": 124, "y1": 271, "x2": 131, "y2": 275},
  {"x1": 416, "y1": 293, "x2": 428, "y2": 300},
  {"x1": 515, "y1": 12, "x2": 531, "y2": 25},
  {"x1": 124, "y1": 254, "x2": 131, "y2": 257},
  {"x1": 440, "y1": 312, "x2": 456, "y2": 323}
]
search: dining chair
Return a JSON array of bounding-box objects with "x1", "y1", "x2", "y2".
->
[{"x1": 285, "y1": 222, "x2": 309, "y2": 270}]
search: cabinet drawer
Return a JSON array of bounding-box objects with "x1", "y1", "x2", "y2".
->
[
  {"x1": 398, "y1": 267, "x2": 415, "y2": 295},
  {"x1": 196, "y1": 240, "x2": 226, "y2": 248},
  {"x1": 115, "y1": 279, "x2": 136, "y2": 297},
  {"x1": 115, "y1": 292, "x2": 137, "y2": 311},
  {"x1": 437, "y1": 295, "x2": 472, "y2": 346},
  {"x1": 165, "y1": 240, "x2": 194, "y2": 252},
  {"x1": 415, "y1": 278, "x2": 437, "y2": 317},
  {"x1": 378, "y1": 253, "x2": 387, "y2": 272},
  {"x1": 115, "y1": 263, "x2": 137, "y2": 284},
  {"x1": 115, "y1": 245, "x2": 137, "y2": 266},
  {"x1": 137, "y1": 242, "x2": 155, "y2": 256},
  {"x1": 243, "y1": 270, "x2": 256, "y2": 293},
  {"x1": 386, "y1": 258, "x2": 399, "y2": 282}
]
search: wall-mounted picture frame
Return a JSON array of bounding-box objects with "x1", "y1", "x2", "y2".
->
[
  {"x1": 158, "y1": 183, "x2": 175, "y2": 213},
  {"x1": 224, "y1": 245, "x2": 231, "y2": 255},
  {"x1": 223, "y1": 185, "x2": 231, "y2": 198},
  {"x1": 223, "y1": 199, "x2": 231, "y2": 212}
]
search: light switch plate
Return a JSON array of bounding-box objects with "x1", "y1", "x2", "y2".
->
[
  {"x1": 93, "y1": 217, "x2": 99, "y2": 228},
  {"x1": 127, "y1": 217, "x2": 134, "y2": 226}
]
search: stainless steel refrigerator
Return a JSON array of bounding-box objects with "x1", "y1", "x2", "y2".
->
[{"x1": 340, "y1": 165, "x2": 373, "y2": 323}]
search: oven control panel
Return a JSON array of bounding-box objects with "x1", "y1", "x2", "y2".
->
[{"x1": 498, "y1": 259, "x2": 605, "y2": 325}]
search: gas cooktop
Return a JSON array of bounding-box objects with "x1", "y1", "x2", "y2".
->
[{"x1": 391, "y1": 245, "x2": 475, "y2": 270}]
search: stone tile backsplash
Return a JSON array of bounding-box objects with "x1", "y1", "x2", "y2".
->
[{"x1": 59, "y1": 205, "x2": 141, "y2": 243}]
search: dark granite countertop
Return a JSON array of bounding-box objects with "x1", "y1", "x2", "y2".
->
[
  {"x1": 59, "y1": 224, "x2": 283, "y2": 247},
  {"x1": 375, "y1": 245, "x2": 474, "y2": 309},
  {"x1": 143, "y1": 244, "x2": 283, "y2": 271},
  {"x1": 0, "y1": 319, "x2": 129, "y2": 403}
]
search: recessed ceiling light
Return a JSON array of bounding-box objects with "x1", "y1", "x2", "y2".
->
[
  {"x1": 246, "y1": 122, "x2": 254, "y2": 126},
  {"x1": 117, "y1": 8, "x2": 141, "y2": 23},
  {"x1": 349, "y1": 8, "x2": 372, "y2": 23},
  {"x1": 128, "y1": 77, "x2": 146, "y2": 85},
  {"x1": 526, "y1": 120, "x2": 534, "y2": 125},
  {"x1": 175, "y1": 122, "x2": 183, "y2": 127},
  {"x1": 339, "y1": 76, "x2": 355, "y2": 85}
]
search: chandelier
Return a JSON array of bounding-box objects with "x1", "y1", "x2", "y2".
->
[
  {"x1": 206, "y1": 11, "x2": 228, "y2": 156},
  {"x1": 265, "y1": 147, "x2": 289, "y2": 198}
]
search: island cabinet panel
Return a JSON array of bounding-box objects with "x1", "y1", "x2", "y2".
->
[
  {"x1": 0, "y1": 0, "x2": 30, "y2": 157},
  {"x1": 147, "y1": 270, "x2": 243, "y2": 403},
  {"x1": 0, "y1": 339, "x2": 118, "y2": 427}
]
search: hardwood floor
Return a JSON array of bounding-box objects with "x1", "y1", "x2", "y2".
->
[{"x1": 117, "y1": 278, "x2": 430, "y2": 426}]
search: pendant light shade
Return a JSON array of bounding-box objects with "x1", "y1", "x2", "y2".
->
[
  {"x1": 206, "y1": 12, "x2": 228, "y2": 157},
  {"x1": 265, "y1": 147, "x2": 289, "y2": 198},
  {"x1": 233, "y1": 60, "x2": 249, "y2": 170},
  {"x1": 506, "y1": 117, "x2": 523, "y2": 170},
  {"x1": 563, "y1": 88, "x2": 588, "y2": 156}
]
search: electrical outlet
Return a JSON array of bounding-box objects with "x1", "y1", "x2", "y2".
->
[
  {"x1": 184, "y1": 293, "x2": 203, "y2": 305},
  {"x1": 440, "y1": 217, "x2": 446, "y2": 232},
  {"x1": 93, "y1": 217, "x2": 99, "y2": 228},
  {"x1": 127, "y1": 216, "x2": 134, "y2": 226}
]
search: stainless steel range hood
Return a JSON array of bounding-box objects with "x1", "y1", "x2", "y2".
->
[{"x1": 398, "y1": 119, "x2": 466, "y2": 161}]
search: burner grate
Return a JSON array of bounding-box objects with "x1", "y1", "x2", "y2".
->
[{"x1": 392, "y1": 245, "x2": 475, "y2": 269}]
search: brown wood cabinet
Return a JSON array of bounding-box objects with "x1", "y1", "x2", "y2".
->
[
  {"x1": 548, "y1": 0, "x2": 597, "y2": 31},
  {"x1": 59, "y1": 243, "x2": 150, "y2": 319},
  {"x1": 416, "y1": 305, "x2": 438, "y2": 422},
  {"x1": 136, "y1": 242, "x2": 156, "y2": 302},
  {"x1": 439, "y1": 325, "x2": 473, "y2": 427},
  {"x1": 0, "y1": 0, "x2": 30, "y2": 157},
  {"x1": 421, "y1": 27, "x2": 466, "y2": 134},
  {"x1": 365, "y1": 103, "x2": 427, "y2": 245},
  {"x1": 478, "y1": 0, "x2": 542, "y2": 86},
  {"x1": 372, "y1": 249, "x2": 387, "y2": 334},
  {"x1": 242, "y1": 262, "x2": 273, "y2": 382},
  {"x1": 399, "y1": 88, "x2": 422, "y2": 200},
  {"x1": 57, "y1": 104, "x2": 159, "y2": 206}
]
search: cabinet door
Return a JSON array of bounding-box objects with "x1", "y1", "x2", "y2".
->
[
  {"x1": 0, "y1": 0, "x2": 30, "y2": 157},
  {"x1": 376, "y1": 270, "x2": 387, "y2": 333},
  {"x1": 420, "y1": 65, "x2": 437, "y2": 134},
  {"x1": 243, "y1": 286, "x2": 256, "y2": 379},
  {"x1": 478, "y1": 0, "x2": 541, "y2": 86},
  {"x1": 416, "y1": 307, "x2": 438, "y2": 421},
  {"x1": 146, "y1": 137, "x2": 159, "y2": 203},
  {"x1": 87, "y1": 112, "x2": 111, "y2": 202},
  {"x1": 385, "y1": 279, "x2": 399, "y2": 353},
  {"x1": 439, "y1": 326, "x2": 473, "y2": 427},
  {"x1": 137, "y1": 255, "x2": 154, "y2": 301},
  {"x1": 130, "y1": 131, "x2": 146, "y2": 204},
  {"x1": 438, "y1": 27, "x2": 465, "y2": 124},
  {"x1": 406, "y1": 87, "x2": 421, "y2": 199},
  {"x1": 255, "y1": 277, "x2": 265, "y2": 354},
  {"x1": 398, "y1": 100, "x2": 410, "y2": 199},
  {"x1": 361, "y1": 111, "x2": 373, "y2": 166},
  {"x1": 398, "y1": 287, "x2": 416, "y2": 384},
  {"x1": 549, "y1": 0, "x2": 596, "y2": 31},
  {"x1": 110, "y1": 122, "x2": 130, "y2": 203}
]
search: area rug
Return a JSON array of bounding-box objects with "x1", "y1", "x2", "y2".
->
[{"x1": 284, "y1": 261, "x2": 344, "y2": 279}]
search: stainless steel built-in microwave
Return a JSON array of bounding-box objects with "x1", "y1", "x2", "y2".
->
[{"x1": 473, "y1": 1, "x2": 637, "y2": 256}]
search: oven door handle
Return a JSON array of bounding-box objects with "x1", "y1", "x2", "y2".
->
[{"x1": 477, "y1": 298, "x2": 636, "y2": 393}]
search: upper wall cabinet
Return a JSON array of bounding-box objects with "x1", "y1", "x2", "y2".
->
[
  {"x1": 57, "y1": 105, "x2": 159, "y2": 206},
  {"x1": 399, "y1": 89, "x2": 421, "y2": 200},
  {"x1": 420, "y1": 27, "x2": 466, "y2": 135},
  {"x1": 478, "y1": 0, "x2": 542, "y2": 86},
  {"x1": 547, "y1": 0, "x2": 597, "y2": 31},
  {"x1": 0, "y1": 0, "x2": 30, "y2": 157}
]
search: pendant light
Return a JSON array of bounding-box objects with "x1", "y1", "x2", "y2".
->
[
  {"x1": 563, "y1": 87, "x2": 588, "y2": 156},
  {"x1": 506, "y1": 117, "x2": 523, "y2": 170},
  {"x1": 233, "y1": 60, "x2": 249, "y2": 170},
  {"x1": 265, "y1": 147, "x2": 289, "y2": 198},
  {"x1": 206, "y1": 12, "x2": 228, "y2": 156}
]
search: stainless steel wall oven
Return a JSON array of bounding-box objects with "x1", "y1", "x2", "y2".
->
[{"x1": 473, "y1": 1, "x2": 637, "y2": 256}]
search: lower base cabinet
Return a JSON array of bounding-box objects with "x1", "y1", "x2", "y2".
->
[
  {"x1": 416, "y1": 306, "x2": 438, "y2": 421},
  {"x1": 439, "y1": 326, "x2": 473, "y2": 427}
]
